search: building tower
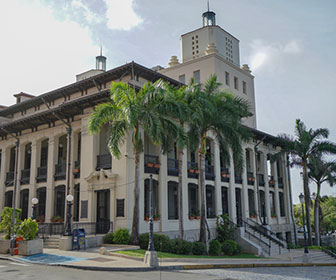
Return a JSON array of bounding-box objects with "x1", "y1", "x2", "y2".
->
[
  {"x1": 96, "y1": 47, "x2": 107, "y2": 71},
  {"x1": 202, "y1": 1, "x2": 216, "y2": 26}
]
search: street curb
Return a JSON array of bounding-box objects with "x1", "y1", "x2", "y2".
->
[{"x1": 1, "y1": 254, "x2": 336, "y2": 271}]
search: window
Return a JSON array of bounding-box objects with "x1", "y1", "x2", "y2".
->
[
  {"x1": 279, "y1": 192, "x2": 286, "y2": 217},
  {"x1": 225, "y1": 72, "x2": 230, "y2": 86},
  {"x1": 144, "y1": 179, "x2": 159, "y2": 218},
  {"x1": 37, "y1": 187, "x2": 46, "y2": 219},
  {"x1": 193, "y1": 70, "x2": 200, "y2": 84},
  {"x1": 74, "y1": 184, "x2": 80, "y2": 221},
  {"x1": 168, "y1": 181, "x2": 178, "y2": 220},
  {"x1": 5, "y1": 191, "x2": 13, "y2": 207},
  {"x1": 270, "y1": 191, "x2": 276, "y2": 217},
  {"x1": 248, "y1": 189, "x2": 255, "y2": 217},
  {"x1": 188, "y1": 183, "x2": 199, "y2": 215},
  {"x1": 54, "y1": 185, "x2": 65, "y2": 218},
  {"x1": 221, "y1": 187, "x2": 229, "y2": 215},
  {"x1": 179, "y1": 74, "x2": 186, "y2": 84},
  {"x1": 242, "y1": 81, "x2": 247, "y2": 94},
  {"x1": 116, "y1": 199, "x2": 125, "y2": 217},
  {"x1": 234, "y1": 77, "x2": 239, "y2": 90},
  {"x1": 206, "y1": 185, "x2": 216, "y2": 218}
]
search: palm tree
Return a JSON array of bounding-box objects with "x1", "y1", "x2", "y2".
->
[
  {"x1": 89, "y1": 81, "x2": 181, "y2": 244},
  {"x1": 188, "y1": 75, "x2": 251, "y2": 247},
  {"x1": 308, "y1": 156, "x2": 336, "y2": 245},
  {"x1": 277, "y1": 119, "x2": 336, "y2": 245}
]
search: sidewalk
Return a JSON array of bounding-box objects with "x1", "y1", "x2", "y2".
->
[{"x1": 0, "y1": 247, "x2": 335, "y2": 272}]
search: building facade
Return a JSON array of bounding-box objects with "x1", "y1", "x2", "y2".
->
[{"x1": 0, "y1": 9, "x2": 295, "y2": 253}]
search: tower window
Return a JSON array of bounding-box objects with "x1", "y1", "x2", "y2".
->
[
  {"x1": 196, "y1": 35, "x2": 198, "y2": 39},
  {"x1": 225, "y1": 72, "x2": 230, "y2": 86},
  {"x1": 192, "y1": 36, "x2": 194, "y2": 40},
  {"x1": 234, "y1": 77, "x2": 239, "y2": 90},
  {"x1": 179, "y1": 74, "x2": 186, "y2": 84},
  {"x1": 193, "y1": 70, "x2": 200, "y2": 84},
  {"x1": 242, "y1": 81, "x2": 247, "y2": 94}
]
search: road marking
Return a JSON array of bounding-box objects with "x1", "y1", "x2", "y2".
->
[{"x1": 9, "y1": 262, "x2": 29, "y2": 266}]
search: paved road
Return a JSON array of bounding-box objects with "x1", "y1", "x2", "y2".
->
[
  {"x1": 186, "y1": 266, "x2": 336, "y2": 280},
  {"x1": 0, "y1": 260, "x2": 217, "y2": 280},
  {"x1": 1, "y1": 259, "x2": 336, "y2": 280}
]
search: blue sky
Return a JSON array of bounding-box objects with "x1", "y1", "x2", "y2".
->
[{"x1": 1, "y1": 0, "x2": 335, "y2": 202}]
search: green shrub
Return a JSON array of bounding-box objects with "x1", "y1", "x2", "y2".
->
[
  {"x1": 0, "y1": 207, "x2": 22, "y2": 239},
  {"x1": 19, "y1": 218, "x2": 38, "y2": 240},
  {"x1": 287, "y1": 242, "x2": 295, "y2": 249},
  {"x1": 112, "y1": 228, "x2": 130, "y2": 244},
  {"x1": 222, "y1": 240, "x2": 238, "y2": 256},
  {"x1": 216, "y1": 214, "x2": 235, "y2": 243},
  {"x1": 326, "y1": 246, "x2": 336, "y2": 254},
  {"x1": 209, "y1": 239, "x2": 222, "y2": 256},
  {"x1": 103, "y1": 232, "x2": 114, "y2": 244},
  {"x1": 170, "y1": 238, "x2": 192, "y2": 255},
  {"x1": 139, "y1": 233, "x2": 172, "y2": 252},
  {"x1": 192, "y1": 241, "x2": 206, "y2": 255}
]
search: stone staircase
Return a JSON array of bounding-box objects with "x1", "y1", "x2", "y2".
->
[
  {"x1": 274, "y1": 249, "x2": 336, "y2": 263},
  {"x1": 43, "y1": 237, "x2": 60, "y2": 249}
]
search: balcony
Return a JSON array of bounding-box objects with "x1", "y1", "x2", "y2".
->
[
  {"x1": 205, "y1": 164, "x2": 215, "y2": 181},
  {"x1": 268, "y1": 175, "x2": 275, "y2": 188},
  {"x1": 167, "y1": 158, "x2": 178, "y2": 176},
  {"x1": 187, "y1": 161, "x2": 199, "y2": 179},
  {"x1": 20, "y1": 169, "x2": 30, "y2": 185},
  {"x1": 247, "y1": 171, "x2": 255, "y2": 186},
  {"x1": 235, "y1": 175, "x2": 242, "y2": 184},
  {"x1": 96, "y1": 154, "x2": 112, "y2": 170},
  {"x1": 278, "y1": 177, "x2": 284, "y2": 188},
  {"x1": 257, "y1": 174, "x2": 265, "y2": 186},
  {"x1": 220, "y1": 167, "x2": 230, "y2": 183},
  {"x1": 5, "y1": 171, "x2": 14, "y2": 186},
  {"x1": 73, "y1": 160, "x2": 80, "y2": 179},
  {"x1": 144, "y1": 154, "x2": 160, "y2": 174},
  {"x1": 36, "y1": 166, "x2": 47, "y2": 183},
  {"x1": 54, "y1": 163, "x2": 66, "y2": 181}
]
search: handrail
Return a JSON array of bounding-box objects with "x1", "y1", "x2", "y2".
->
[
  {"x1": 246, "y1": 218, "x2": 287, "y2": 248},
  {"x1": 322, "y1": 248, "x2": 336, "y2": 259}
]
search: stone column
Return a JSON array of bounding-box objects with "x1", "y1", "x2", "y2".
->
[
  {"x1": 213, "y1": 140, "x2": 222, "y2": 216},
  {"x1": 251, "y1": 148, "x2": 259, "y2": 218},
  {"x1": 159, "y1": 153, "x2": 168, "y2": 232},
  {"x1": 28, "y1": 141, "x2": 39, "y2": 217},
  {"x1": 181, "y1": 147, "x2": 188, "y2": 234},
  {"x1": 228, "y1": 150, "x2": 236, "y2": 222},
  {"x1": 262, "y1": 153, "x2": 271, "y2": 223},
  {"x1": 241, "y1": 149, "x2": 249, "y2": 221},
  {"x1": 45, "y1": 136, "x2": 56, "y2": 221},
  {"x1": 273, "y1": 160, "x2": 281, "y2": 224},
  {"x1": 0, "y1": 147, "x2": 8, "y2": 209},
  {"x1": 282, "y1": 155, "x2": 291, "y2": 223},
  {"x1": 15, "y1": 142, "x2": 24, "y2": 209}
]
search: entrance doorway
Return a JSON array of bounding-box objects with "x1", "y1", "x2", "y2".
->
[
  {"x1": 20, "y1": 189, "x2": 29, "y2": 220},
  {"x1": 96, "y1": 190, "x2": 110, "y2": 234}
]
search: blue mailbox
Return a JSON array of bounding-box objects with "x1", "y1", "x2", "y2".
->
[{"x1": 72, "y1": 228, "x2": 86, "y2": 251}]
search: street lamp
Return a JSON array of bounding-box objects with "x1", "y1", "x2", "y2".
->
[
  {"x1": 299, "y1": 193, "x2": 310, "y2": 262},
  {"x1": 64, "y1": 194, "x2": 73, "y2": 236},
  {"x1": 31, "y1": 198, "x2": 39, "y2": 220},
  {"x1": 144, "y1": 174, "x2": 158, "y2": 267}
]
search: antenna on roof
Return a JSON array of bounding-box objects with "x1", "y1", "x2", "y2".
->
[
  {"x1": 100, "y1": 46, "x2": 102, "y2": 56},
  {"x1": 207, "y1": 0, "x2": 210, "y2": 11}
]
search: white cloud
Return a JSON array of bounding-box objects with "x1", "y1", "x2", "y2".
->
[
  {"x1": 104, "y1": 0, "x2": 143, "y2": 30},
  {"x1": 248, "y1": 39, "x2": 303, "y2": 73},
  {"x1": 71, "y1": 0, "x2": 101, "y2": 24},
  {"x1": 0, "y1": 0, "x2": 99, "y2": 105}
]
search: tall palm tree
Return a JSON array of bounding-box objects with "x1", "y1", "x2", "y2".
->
[
  {"x1": 277, "y1": 119, "x2": 336, "y2": 245},
  {"x1": 308, "y1": 156, "x2": 336, "y2": 245},
  {"x1": 188, "y1": 75, "x2": 251, "y2": 247},
  {"x1": 89, "y1": 81, "x2": 181, "y2": 244}
]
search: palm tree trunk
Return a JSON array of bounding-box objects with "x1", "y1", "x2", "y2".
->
[
  {"x1": 177, "y1": 148, "x2": 184, "y2": 239},
  {"x1": 302, "y1": 161, "x2": 313, "y2": 245},
  {"x1": 199, "y1": 151, "x2": 207, "y2": 246},
  {"x1": 130, "y1": 151, "x2": 140, "y2": 244},
  {"x1": 314, "y1": 183, "x2": 321, "y2": 246}
]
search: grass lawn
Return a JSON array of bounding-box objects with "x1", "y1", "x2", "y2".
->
[{"x1": 114, "y1": 249, "x2": 261, "y2": 259}]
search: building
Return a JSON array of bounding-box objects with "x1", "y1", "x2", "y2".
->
[{"x1": 0, "y1": 8, "x2": 295, "y2": 255}]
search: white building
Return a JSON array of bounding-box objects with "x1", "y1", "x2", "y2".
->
[{"x1": 0, "y1": 8, "x2": 295, "y2": 255}]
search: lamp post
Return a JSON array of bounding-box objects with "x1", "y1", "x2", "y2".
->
[
  {"x1": 31, "y1": 198, "x2": 39, "y2": 220},
  {"x1": 64, "y1": 194, "x2": 73, "y2": 236},
  {"x1": 144, "y1": 174, "x2": 158, "y2": 267},
  {"x1": 299, "y1": 193, "x2": 310, "y2": 262}
]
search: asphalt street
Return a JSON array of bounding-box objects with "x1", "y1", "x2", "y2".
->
[{"x1": 1, "y1": 259, "x2": 336, "y2": 280}]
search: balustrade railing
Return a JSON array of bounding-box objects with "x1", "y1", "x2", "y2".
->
[
  {"x1": 20, "y1": 169, "x2": 30, "y2": 185},
  {"x1": 5, "y1": 171, "x2": 14, "y2": 186},
  {"x1": 36, "y1": 166, "x2": 47, "y2": 183},
  {"x1": 234, "y1": 175, "x2": 242, "y2": 184},
  {"x1": 268, "y1": 175, "x2": 275, "y2": 187},
  {"x1": 187, "y1": 161, "x2": 198, "y2": 179},
  {"x1": 205, "y1": 164, "x2": 215, "y2": 180},
  {"x1": 167, "y1": 158, "x2": 178, "y2": 176},
  {"x1": 247, "y1": 171, "x2": 255, "y2": 185},
  {"x1": 257, "y1": 173, "x2": 265, "y2": 186},
  {"x1": 278, "y1": 177, "x2": 284, "y2": 188},
  {"x1": 144, "y1": 154, "x2": 160, "y2": 174},
  {"x1": 74, "y1": 160, "x2": 80, "y2": 178},
  {"x1": 220, "y1": 167, "x2": 230, "y2": 182},
  {"x1": 54, "y1": 163, "x2": 66, "y2": 180}
]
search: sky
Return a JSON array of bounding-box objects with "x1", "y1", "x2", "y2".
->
[{"x1": 1, "y1": 0, "x2": 336, "y2": 203}]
